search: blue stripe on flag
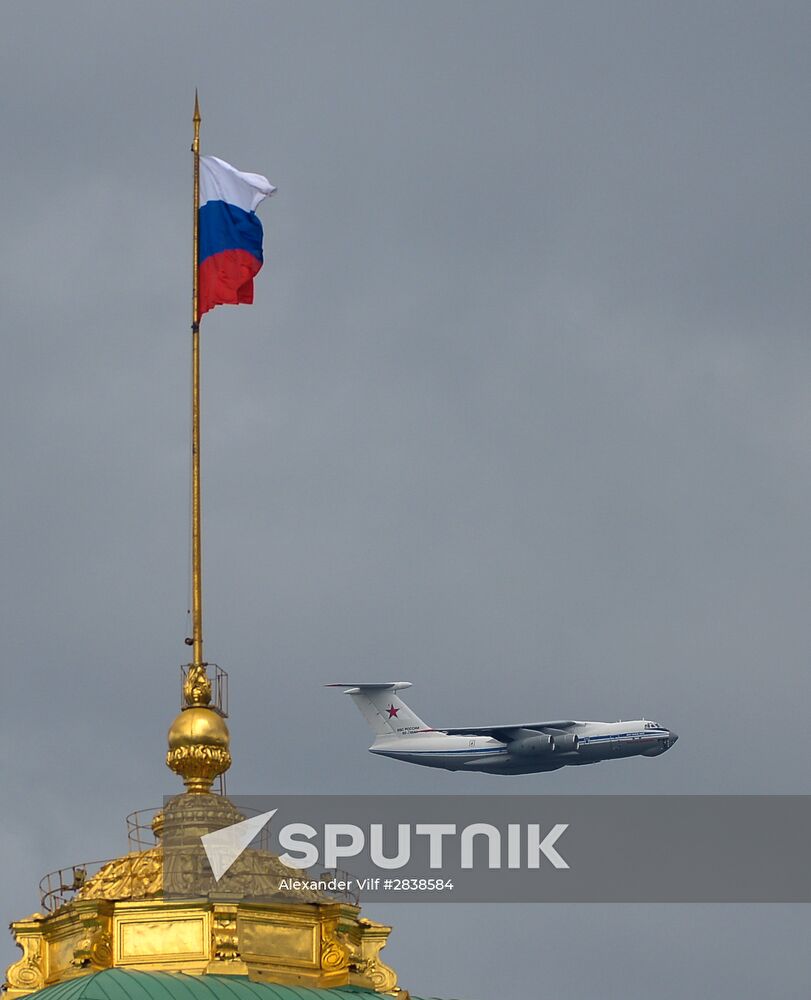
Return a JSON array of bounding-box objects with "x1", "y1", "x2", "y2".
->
[{"x1": 199, "y1": 200, "x2": 264, "y2": 266}]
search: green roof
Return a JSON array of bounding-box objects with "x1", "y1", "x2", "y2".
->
[{"x1": 23, "y1": 971, "x2": 436, "y2": 1000}]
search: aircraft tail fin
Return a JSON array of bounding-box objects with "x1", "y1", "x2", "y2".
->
[{"x1": 326, "y1": 682, "x2": 428, "y2": 737}]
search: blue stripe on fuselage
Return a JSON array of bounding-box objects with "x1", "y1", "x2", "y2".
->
[
  {"x1": 579, "y1": 730, "x2": 667, "y2": 744},
  {"x1": 371, "y1": 747, "x2": 508, "y2": 756}
]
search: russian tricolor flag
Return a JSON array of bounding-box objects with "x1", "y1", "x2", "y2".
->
[{"x1": 198, "y1": 155, "x2": 276, "y2": 318}]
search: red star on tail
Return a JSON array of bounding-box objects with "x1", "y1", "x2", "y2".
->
[{"x1": 386, "y1": 704, "x2": 400, "y2": 718}]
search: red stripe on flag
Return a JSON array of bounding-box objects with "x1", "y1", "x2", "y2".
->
[{"x1": 199, "y1": 249, "x2": 263, "y2": 317}]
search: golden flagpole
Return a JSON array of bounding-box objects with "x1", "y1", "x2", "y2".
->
[
  {"x1": 191, "y1": 91, "x2": 204, "y2": 671},
  {"x1": 170, "y1": 92, "x2": 227, "y2": 797}
]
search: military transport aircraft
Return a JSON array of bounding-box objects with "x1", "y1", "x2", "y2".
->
[{"x1": 328, "y1": 682, "x2": 678, "y2": 775}]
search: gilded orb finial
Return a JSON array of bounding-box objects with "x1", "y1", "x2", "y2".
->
[
  {"x1": 167, "y1": 703, "x2": 231, "y2": 793},
  {"x1": 167, "y1": 662, "x2": 229, "y2": 792},
  {"x1": 168, "y1": 662, "x2": 231, "y2": 793}
]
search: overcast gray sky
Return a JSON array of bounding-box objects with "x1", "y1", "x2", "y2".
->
[{"x1": 1, "y1": 2, "x2": 809, "y2": 997}]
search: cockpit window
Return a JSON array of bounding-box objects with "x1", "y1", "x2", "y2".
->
[{"x1": 644, "y1": 721, "x2": 660, "y2": 730}]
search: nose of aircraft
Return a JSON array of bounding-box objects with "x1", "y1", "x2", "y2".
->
[{"x1": 668, "y1": 731, "x2": 679, "y2": 747}]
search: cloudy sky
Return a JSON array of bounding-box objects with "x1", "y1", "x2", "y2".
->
[{"x1": 1, "y1": 2, "x2": 809, "y2": 997}]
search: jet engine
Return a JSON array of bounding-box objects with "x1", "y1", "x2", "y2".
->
[
  {"x1": 552, "y1": 733, "x2": 579, "y2": 753},
  {"x1": 508, "y1": 734, "x2": 556, "y2": 757}
]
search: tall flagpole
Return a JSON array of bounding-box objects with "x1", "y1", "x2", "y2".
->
[{"x1": 191, "y1": 91, "x2": 204, "y2": 671}]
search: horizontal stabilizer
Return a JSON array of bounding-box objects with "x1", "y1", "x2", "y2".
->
[{"x1": 325, "y1": 682, "x2": 412, "y2": 693}]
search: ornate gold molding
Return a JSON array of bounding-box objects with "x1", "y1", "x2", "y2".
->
[
  {"x1": 8, "y1": 795, "x2": 402, "y2": 995},
  {"x1": 71, "y1": 911, "x2": 112, "y2": 969},
  {"x1": 346, "y1": 918, "x2": 399, "y2": 994},
  {"x1": 5, "y1": 891, "x2": 401, "y2": 996},
  {"x1": 4, "y1": 928, "x2": 45, "y2": 998},
  {"x1": 319, "y1": 913, "x2": 350, "y2": 982},
  {"x1": 206, "y1": 903, "x2": 249, "y2": 975},
  {"x1": 165, "y1": 745, "x2": 232, "y2": 794},
  {"x1": 75, "y1": 851, "x2": 162, "y2": 904}
]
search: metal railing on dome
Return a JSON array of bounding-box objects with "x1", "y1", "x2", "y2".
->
[
  {"x1": 126, "y1": 804, "x2": 274, "y2": 852},
  {"x1": 126, "y1": 807, "x2": 162, "y2": 851},
  {"x1": 38, "y1": 857, "x2": 144, "y2": 913},
  {"x1": 39, "y1": 855, "x2": 358, "y2": 911}
]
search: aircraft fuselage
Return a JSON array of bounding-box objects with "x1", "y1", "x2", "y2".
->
[{"x1": 369, "y1": 720, "x2": 678, "y2": 774}]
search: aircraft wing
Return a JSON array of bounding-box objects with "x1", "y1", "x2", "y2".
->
[{"x1": 438, "y1": 721, "x2": 579, "y2": 737}]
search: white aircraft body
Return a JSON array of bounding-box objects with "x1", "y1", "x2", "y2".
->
[{"x1": 329, "y1": 682, "x2": 678, "y2": 775}]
